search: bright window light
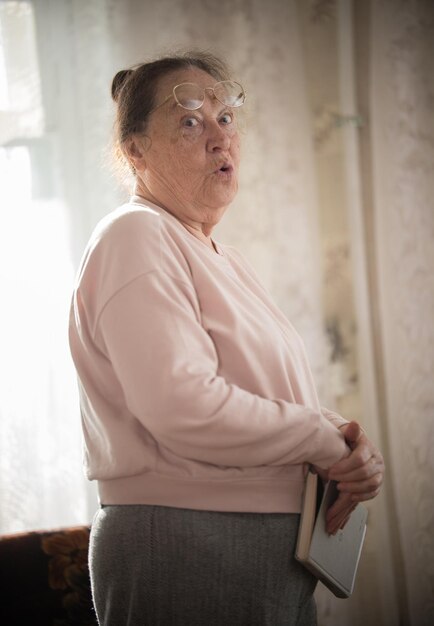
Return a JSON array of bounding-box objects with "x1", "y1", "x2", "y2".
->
[
  {"x1": 0, "y1": 26, "x2": 8, "y2": 109},
  {"x1": 0, "y1": 0, "x2": 90, "y2": 534}
]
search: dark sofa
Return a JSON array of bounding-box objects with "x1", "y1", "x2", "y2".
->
[{"x1": 0, "y1": 525, "x2": 97, "y2": 625}]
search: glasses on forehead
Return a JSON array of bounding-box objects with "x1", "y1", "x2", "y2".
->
[{"x1": 151, "y1": 80, "x2": 246, "y2": 112}]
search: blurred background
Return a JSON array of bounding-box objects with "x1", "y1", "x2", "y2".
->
[{"x1": 0, "y1": 0, "x2": 433, "y2": 624}]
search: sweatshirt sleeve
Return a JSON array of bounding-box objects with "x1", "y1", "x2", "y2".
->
[
  {"x1": 321, "y1": 407, "x2": 349, "y2": 430},
  {"x1": 95, "y1": 269, "x2": 349, "y2": 469}
]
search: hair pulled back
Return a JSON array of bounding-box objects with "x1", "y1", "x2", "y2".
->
[{"x1": 111, "y1": 51, "x2": 231, "y2": 179}]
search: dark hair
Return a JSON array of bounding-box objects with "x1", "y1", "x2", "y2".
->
[{"x1": 111, "y1": 51, "x2": 231, "y2": 178}]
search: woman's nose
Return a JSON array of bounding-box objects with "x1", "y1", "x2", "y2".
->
[{"x1": 206, "y1": 121, "x2": 232, "y2": 152}]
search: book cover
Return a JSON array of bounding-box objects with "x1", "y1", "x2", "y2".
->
[{"x1": 295, "y1": 470, "x2": 368, "y2": 598}]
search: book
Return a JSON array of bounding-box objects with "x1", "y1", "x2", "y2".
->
[{"x1": 295, "y1": 469, "x2": 368, "y2": 598}]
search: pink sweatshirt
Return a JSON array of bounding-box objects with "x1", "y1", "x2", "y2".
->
[{"x1": 69, "y1": 196, "x2": 349, "y2": 513}]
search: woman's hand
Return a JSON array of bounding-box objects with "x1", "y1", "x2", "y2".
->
[
  {"x1": 317, "y1": 421, "x2": 385, "y2": 534},
  {"x1": 311, "y1": 467, "x2": 358, "y2": 535},
  {"x1": 328, "y1": 421, "x2": 385, "y2": 501},
  {"x1": 326, "y1": 492, "x2": 358, "y2": 535}
]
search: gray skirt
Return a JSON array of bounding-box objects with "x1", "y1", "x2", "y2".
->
[{"x1": 89, "y1": 505, "x2": 317, "y2": 626}]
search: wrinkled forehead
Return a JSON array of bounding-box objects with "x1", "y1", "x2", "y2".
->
[{"x1": 154, "y1": 67, "x2": 219, "y2": 101}]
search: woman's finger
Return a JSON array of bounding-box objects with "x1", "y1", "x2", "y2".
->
[
  {"x1": 329, "y1": 456, "x2": 383, "y2": 483},
  {"x1": 326, "y1": 502, "x2": 354, "y2": 523},
  {"x1": 328, "y1": 444, "x2": 374, "y2": 476},
  {"x1": 350, "y1": 487, "x2": 382, "y2": 502},
  {"x1": 326, "y1": 507, "x2": 354, "y2": 534},
  {"x1": 337, "y1": 471, "x2": 384, "y2": 494},
  {"x1": 325, "y1": 492, "x2": 353, "y2": 522},
  {"x1": 324, "y1": 489, "x2": 361, "y2": 534},
  {"x1": 327, "y1": 509, "x2": 354, "y2": 532},
  {"x1": 338, "y1": 506, "x2": 357, "y2": 531}
]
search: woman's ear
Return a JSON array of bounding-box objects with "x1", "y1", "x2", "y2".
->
[{"x1": 124, "y1": 135, "x2": 151, "y2": 173}]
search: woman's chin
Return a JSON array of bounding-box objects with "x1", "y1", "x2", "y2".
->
[{"x1": 205, "y1": 182, "x2": 238, "y2": 211}]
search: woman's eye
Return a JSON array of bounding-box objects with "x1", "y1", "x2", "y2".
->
[
  {"x1": 220, "y1": 112, "x2": 233, "y2": 125},
  {"x1": 182, "y1": 116, "x2": 200, "y2": 128}
]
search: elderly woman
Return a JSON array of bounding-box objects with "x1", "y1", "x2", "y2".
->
[{"x1": 69, "y1": 52, "x2": 384, "y2": 626}]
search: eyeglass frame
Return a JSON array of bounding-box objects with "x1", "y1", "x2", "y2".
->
[{"x1": 149, "y1": 80, "x2": 246, "y2": 114}]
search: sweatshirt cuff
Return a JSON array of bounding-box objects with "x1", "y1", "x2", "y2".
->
[
  {"x1": 320, "y1": 406, "x2": 349, "y2": 429},
  {"x1": 310, "y1": 418, "x2": 351, "y2": 469}
]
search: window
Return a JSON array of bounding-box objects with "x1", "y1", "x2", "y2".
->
[{"x1": 0, "y1": 0, "x2": 94, "y2": 534}]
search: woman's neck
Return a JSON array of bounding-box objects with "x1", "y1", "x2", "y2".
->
[{"x1": 133, "y1": 185, "x2": 217, "y2": 252}]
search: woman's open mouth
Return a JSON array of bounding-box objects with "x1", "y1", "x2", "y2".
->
[{"x1": 214, "y1": 163, "x2": 233, "y2": 177}]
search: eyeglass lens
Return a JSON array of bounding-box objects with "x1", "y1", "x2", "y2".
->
[{"x1": 173, "y1": 81, "x2": 245, "y2": 110}]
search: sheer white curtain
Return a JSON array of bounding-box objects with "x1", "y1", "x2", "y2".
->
[
  {"x1": 1, "y1": 1, "x2": 433, "y2": 625},
  {"x1": 0, "y1": 0, "x2": 96, "y2": 533}
]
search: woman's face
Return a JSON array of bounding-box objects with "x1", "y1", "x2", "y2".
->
[{"x1": 134, "y1": 67, "x2": 241, "y2": 230}]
